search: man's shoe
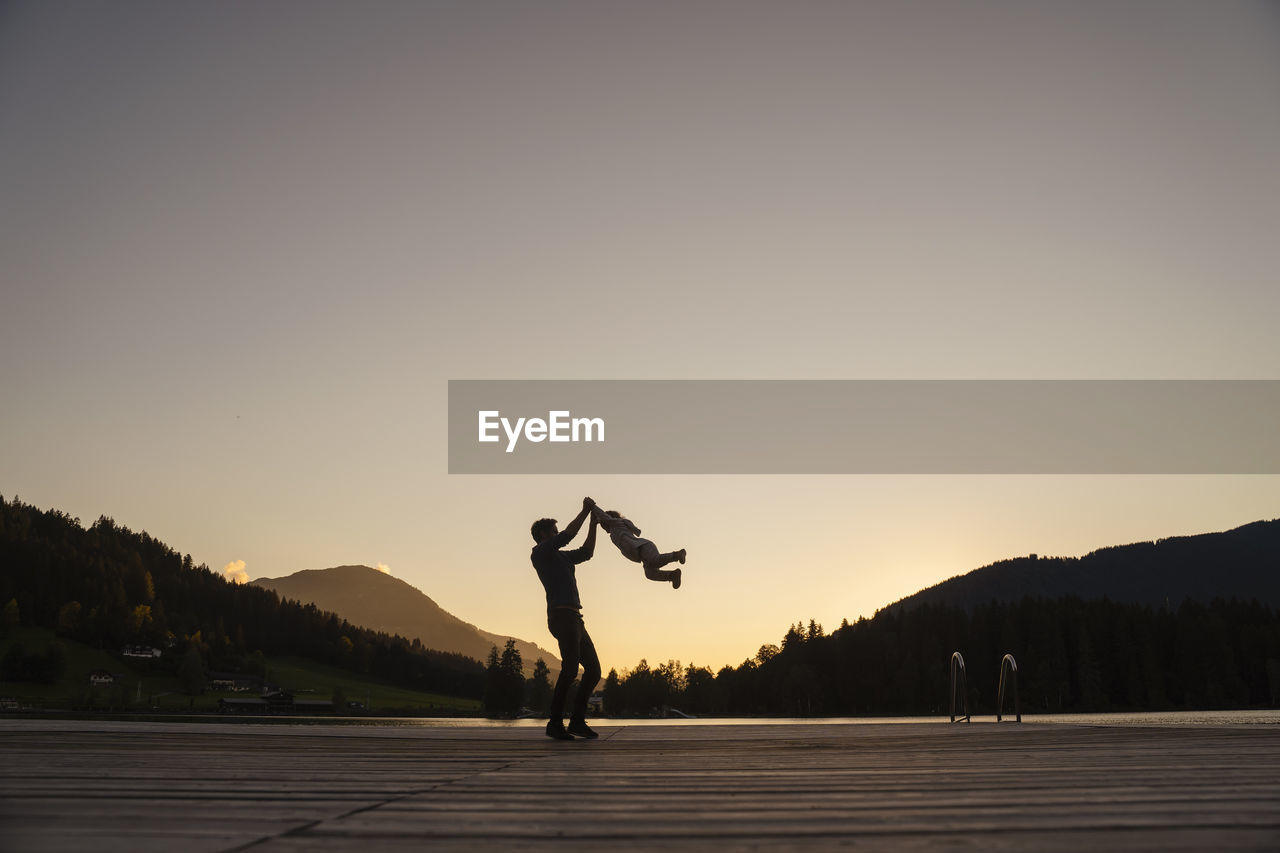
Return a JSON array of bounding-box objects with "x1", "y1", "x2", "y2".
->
[
  {"x1": 567, "y1": 718, "x2": 599, "y2": 739},
  {"x1": 546, "y1": 721, "x2": 575, "y2": 741},
  {"x1": 671, "y1": 568, "x2": 682, "y2": 590}
]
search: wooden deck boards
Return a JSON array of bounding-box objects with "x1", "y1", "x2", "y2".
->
[{"x1": 1, "y1": 719, "x2": 1278, "y2": 851}]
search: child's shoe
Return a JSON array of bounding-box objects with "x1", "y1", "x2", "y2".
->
[
  {"x1": 671, "y1": 568, "x2": 682, "y2": 590},
  {"x1": 677, "y1": 549, "x2": 687, "y2": 564}
]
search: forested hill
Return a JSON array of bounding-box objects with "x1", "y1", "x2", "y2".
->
[
  {"x1": 252, "y1": 566, "x2": 560, "y2": 675},
  {"x1": 0, "y1": 496, "x2": 485, "y2": 698},
  {"x1": 886, "y1": 519, "x2": 1280, "y2": 614}
]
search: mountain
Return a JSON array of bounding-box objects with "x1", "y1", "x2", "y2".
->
[
  {"x1": 0, "y1": 498, "x2": 487, "y2": 700},
  {"x1": 885, "y1": 518, "x2": 1280, "y2": 614},
  {"x1": 252, "y1": 566, "x2": 559, "y2": 675}
]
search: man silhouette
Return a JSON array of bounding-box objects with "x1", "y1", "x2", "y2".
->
[{"x1": 529, "y1": 496, "x2": 602, "y2": 740}]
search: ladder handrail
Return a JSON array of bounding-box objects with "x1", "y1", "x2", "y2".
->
[
  {"x1": 949, "y1": 651, "x2": 970, "y2": 723},
  {"x1": 997, "y1": 653, "x2": 1021, "y2": 722}
]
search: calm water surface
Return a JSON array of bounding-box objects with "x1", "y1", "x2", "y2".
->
[
  {"x1": 265, "y1": 709, "x2": 1280, "y2": 728},
  {"x1": 41, "y1": 709, "x2": 1279, "y2": 728}
]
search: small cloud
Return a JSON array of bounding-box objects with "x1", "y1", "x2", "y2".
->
[
  {"x1": 374, "y1": 562, "x2": 391, "y2": 575},
  {"x1": 222, "y1": 559, "x2": 249, "y2": 585}
]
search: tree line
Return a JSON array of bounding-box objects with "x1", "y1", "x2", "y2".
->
[
  {"x1": 482, "y1": 638, "x2": 553, "y2": 717},
  {"x1": 0, "y1": 495, "x2": 485, "y2": 699},
  {"x1": 7, "y1": 495, "x2": 1280, "y2": 718},
  {"x1": 601, "y1": 597, "x2": 1280, "y2": 717}
]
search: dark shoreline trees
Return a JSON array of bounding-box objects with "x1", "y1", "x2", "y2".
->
[
  {"x1": 5, "y1": 494, "x2": 1279, "y2": 716},
  {"x1": 483, "y1": 639, "x2": 525, "y2": 716},
  {"x1": 604, "y1": 598, "x2": 1280, "y2": 717},
  {"x1": 0, "y1": 496, "x2": 485, "y2": 699}
]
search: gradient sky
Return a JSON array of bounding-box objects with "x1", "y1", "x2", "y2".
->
[{"x1": 2, "y1": 1, "x2": 1278, "y2": 674}]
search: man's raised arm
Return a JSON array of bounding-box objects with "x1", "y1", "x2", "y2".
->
[
  {"x1": 570, "y1": 512, "x2": 598, "y2": 564},
  {"x1": 558, "y1": 497, "x2": 596, "y2": 543}
]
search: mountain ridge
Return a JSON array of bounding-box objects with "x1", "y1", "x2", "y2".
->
[
  {"x1": 883, "y1": 518, "x2": 1280, "y2": 614},
  {"x1": 251, "y1": 565, "x2": 559, "y2": 675}
]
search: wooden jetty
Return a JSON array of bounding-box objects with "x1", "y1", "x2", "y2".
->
[{"x1": 2, "y1": 718, "x2": 1279, "y2": 851}]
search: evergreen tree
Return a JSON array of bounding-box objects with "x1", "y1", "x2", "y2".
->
[
  {"x1": 483, "y1": 645, "x2": 501, "y2": 714},
  {"x1": 602, "y1": 668, "x2": 621, "y2": 716},
  {"x1": 781, "y1": 623, "x2": 805, "y2": 651},
  {"x1": 499, "y1": 639, "x2": 524, "y2": 714},
  {"x1": 528, "y1": 658, "x2": 552, "y2": 713}
]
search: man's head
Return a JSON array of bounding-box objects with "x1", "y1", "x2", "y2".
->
[{"x1": 530, "y1": 518, "x2": 558, "y2": 543}]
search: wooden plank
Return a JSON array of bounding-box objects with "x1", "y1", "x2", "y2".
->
[{"x1": 1, "y1": 720, "x2": 1278, "y2": 851}]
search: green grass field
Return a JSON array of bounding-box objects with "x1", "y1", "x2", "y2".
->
[
  {"x1": 0, "y1": 627, "x2": 481, "y2": 714},
  {"x1": 261, "y1": 656, "x2": 480, "y2": 713}
]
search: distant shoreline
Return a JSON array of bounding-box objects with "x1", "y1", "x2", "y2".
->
[{"x1": 4, "y1": 708, "x2": 1278, "y2": 728}]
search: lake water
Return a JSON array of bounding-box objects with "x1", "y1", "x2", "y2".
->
[
  {"x1": 45, "y1": 709, "x2": 1280, "y2": 727},
  {"x1": 334, "y1": 709, "x2": 1280, "y2": 728}
]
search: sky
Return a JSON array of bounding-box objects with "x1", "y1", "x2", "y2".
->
[{"x1": 2, "y1": 1, "x2": 1279, "y2": 674}]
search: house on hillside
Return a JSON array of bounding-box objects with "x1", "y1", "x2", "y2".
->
[
  {"x1": 122, "y1": 645, "x2": 162, "y2": 659},
  {"x1": 88, "y1": 671, "x2": 115, "y2": 687}
]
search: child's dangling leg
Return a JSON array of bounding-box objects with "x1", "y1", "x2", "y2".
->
[{"x1": 639, "y1": 543, "x2": 686, "y2": 588}]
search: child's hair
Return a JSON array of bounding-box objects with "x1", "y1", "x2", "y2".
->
[
  {"x1": 606, "y1": 510, "x2": 623, "y2": 518},
  {"x1": 530, "y1": 518, "x2": 557, "y2": 542}
]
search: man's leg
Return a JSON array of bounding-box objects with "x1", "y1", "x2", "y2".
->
[
  {"x1": 568, "y1": 620, "x2": 602, "y2": 738},
  {"x1": 547, "y1": 609, "x2": 582, "y2": 734}
]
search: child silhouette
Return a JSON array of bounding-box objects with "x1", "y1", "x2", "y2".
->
[{"x1": 592, "y1": 506, "x2": 686, "y2": 589}]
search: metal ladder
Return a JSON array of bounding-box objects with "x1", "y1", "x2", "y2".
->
[
  {"x1": 949, "y1": 651, "x2": 1022, "y2": 722},
  {"x1": 949, "y1": 651, "x2": 970, "y2": 722},
  {"x1": 997, "y1": 653, "x2": 1021, "y2": 722}
]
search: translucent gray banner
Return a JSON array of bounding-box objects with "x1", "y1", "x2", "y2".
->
[{"x1": 448, "y1": 380, "x2": 1280, "y2": 474}]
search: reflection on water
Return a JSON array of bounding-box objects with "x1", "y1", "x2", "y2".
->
[
  {"x1": 76, "y1": 709, "x2": 1280, "y2": 728},
  {"x1": 315, "y1": 709, "x2": 1280, "y2": 728}
]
